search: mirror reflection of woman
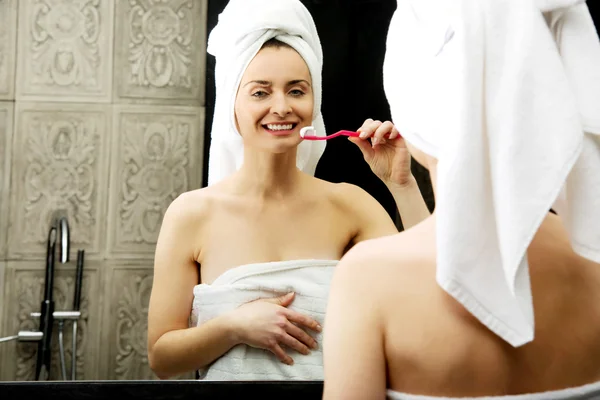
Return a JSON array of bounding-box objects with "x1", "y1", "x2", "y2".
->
[{"x1": 146, "y1": 0, "x2": 429, "y2": 381}]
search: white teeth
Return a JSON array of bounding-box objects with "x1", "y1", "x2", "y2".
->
[{"x1": 266, "y1": 124, "x2": 293, "y2": 131}]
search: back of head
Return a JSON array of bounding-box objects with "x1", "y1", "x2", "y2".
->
[{"x1": 383, "y1": 0, "x2": 600, "y2": 348}]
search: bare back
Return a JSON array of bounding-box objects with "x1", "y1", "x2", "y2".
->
[{"x1": 379, "y1": 213, "x2": 600, "y2": 396}]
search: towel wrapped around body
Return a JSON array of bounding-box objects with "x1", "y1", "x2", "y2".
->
[
  {"x1": 191, "y1": 259, "x2": 338, "y2": 380},
  {"x1": 387, "y1": 379, "x2": 600, "y2": 400}
]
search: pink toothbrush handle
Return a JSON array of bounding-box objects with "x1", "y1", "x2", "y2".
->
[
  {"x1": 346, "y1": 130, "x2": 401, "y2": 139},
  {"x1": 337, "y1": 130, "x2": 401, "y2": 139},
  {"x1": 302, "y1": 130, "x2": 400, "y2": 140},
  {"x1": 302, "y1": 130, "x2": 360, "y2": 140},
  {"x1": 337, "y1": 130, "x2": 361, "y2": 137}
]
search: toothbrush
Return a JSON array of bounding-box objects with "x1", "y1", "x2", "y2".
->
[
  {"x1": 300, "y1": 126, "x2": 359, "y2": 140},
  {"x1": 299, "y1": 126, "x2": 400, "y2": 141}
]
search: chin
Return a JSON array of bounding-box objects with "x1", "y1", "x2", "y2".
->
[
  {"x1": 269, "y1": 134, "x2": 302, "y2": 146},
  {"x1": 264, "y1": 140, "x2": 302, "y2": 154},
  {"x1": 270, "y1": 144, "x2": 300, "y2": 154}
]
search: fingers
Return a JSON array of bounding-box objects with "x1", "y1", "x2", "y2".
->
[
  {"x1": 348, "y1": 136, "x2": 374, "y2": 160},
  {"x1": 286, "y1": 321, "x2": 319, "y2": 350},
  {"x1": 388, "y1": 125, "x2": 401, "y2": 140},
  {"x1": 278, "y1": 329, "x2": 312, "y2": 357},
  {"x1": 269, "y1": 321, "x2": 319, "y2": 364},
  {"x1": 372, "y1": 121, "x2": 395, "y2": 145},
  {"x1": 278, "y1": 292, "x2": 295, "y2": 306},
  {"x1": 284, "y1": 308, "x2": 322, "y2": 333},
  {"x1": 263, "y1": 292, "x2": 295, "y2": 306},
  {"x1": 357, "y1": 118, "x2": 379, "y2": 139},
  {"x1": 357, "y1": 119, "x2": 398, "y2": 147},
  {"x1": 269, "y1": 342, "x2": 294, "y2": 365}
]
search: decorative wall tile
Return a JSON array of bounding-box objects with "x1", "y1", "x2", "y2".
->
[
  {"x1": 107, "y1": 105, "x2": 204, "y2": 259},
  {"x1": 0, "y1": 260, "x2": 101, "y2": 381},
  {"x1": 0, "y1": 261, "x2": 4, "y2": 309},
  {"x1": 0, "y1": 261, "x2": 5, "y2": 369},
  {"x1": 114, "y1": 0, "x2": 207, "y2": 105},
  {"x1": 8, "y1": 102, "x2": 110, "y2": 260},
  {"x1": 102, "y1": 264, "x2": 155, "y2": 380},
  {"x1": 0, "y1": 0, "x2": 17, "y2": 100},
  {"x1": 1, "y1": 0, "x2": 209, "y2": 382},
  {"x1": 15, "y1": 0, "x2": 114, "y2": 102},
  {"x1": 0, "y1": 101, "x2": 14, "y2": 259}
]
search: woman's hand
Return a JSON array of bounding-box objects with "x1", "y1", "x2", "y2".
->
[
  {"x1": 349, "y1": 118, "x2": 413, "y2": 187},
  {"x1": 231, "y1": 292, "x2": 321, "y2": 365}
]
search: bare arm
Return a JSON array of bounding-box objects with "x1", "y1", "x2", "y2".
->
[
  {"x1": 322, "y1": 244, "x2": 388, "y2": 400},
  {"x1": 351, "y1": 119, "x2": 431, "y2": 230},
  {"x1": 386, "y1": 177, "x2": 430, "y2": 230},
  {"x1": 147, "y1": 194, "x2": 240, "y2": 379}
]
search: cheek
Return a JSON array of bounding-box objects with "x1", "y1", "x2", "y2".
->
[
  {"x1": 234, "y1": 99, "x2": 252, "y2": 126},
  {"x1": 234, "y1": 99, "x2": 265, "y2": 136},
  {"x1": 233, "y1": 104, "x2": 242, "y2": 132},
  {"x1": 233, "y1": 100, "x2": 248, "y2": 136},
  {"x1": 299, "y1": 97, "x2": 314, "y2": 120}
]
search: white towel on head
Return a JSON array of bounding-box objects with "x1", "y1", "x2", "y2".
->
[
  {"x1": 206, "y1": 0, "x2": 326, "y2": 186},
  {"x1": 383, "y1": 0, "x2": 600, "y2": 347}
]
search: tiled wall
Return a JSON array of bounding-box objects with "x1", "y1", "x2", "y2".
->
[{"x1": 0, "y1": 0, "x2": 207, "y2": 381}]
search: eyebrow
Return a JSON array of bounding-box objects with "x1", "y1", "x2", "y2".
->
[{"x1": 243, "y1": 79, "x2": 311, "y2": 88}]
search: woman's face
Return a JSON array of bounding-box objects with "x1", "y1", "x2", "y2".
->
[{"x1": 234, "y1": 46, "x2": 314, "y2": 153}]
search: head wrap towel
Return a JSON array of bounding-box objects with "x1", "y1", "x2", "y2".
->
[{"x1": 383, "y1": 0, "x2": 600, "y2": 346}]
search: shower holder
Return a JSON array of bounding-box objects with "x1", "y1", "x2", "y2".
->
[{"x1": 0, "y1": 311, "x2": 81, "y2": 343}]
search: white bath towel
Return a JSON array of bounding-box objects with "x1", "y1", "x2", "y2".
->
[
  {"x1": 383, "y1": 0, "x2": 600, "y2": 347},
  {"x1": 387, "y1": 379, "x2": 600, "y2": 399},
  {"x1": 206, "y1": 0, "x2": 327, "y2": 186},
  {"x1": 191, "y1": 259, "x2": 338, "y2": 380}
]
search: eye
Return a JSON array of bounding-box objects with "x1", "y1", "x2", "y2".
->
[
  {"x1": 289, "y1": 89, "x2": 305, "y2": 97},
  {"x1": 251, "y1": 90, "x2": 268, "y2": 98}
]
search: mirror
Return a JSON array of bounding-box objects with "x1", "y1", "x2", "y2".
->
[{"x1": 0, "y1": 0, "x2": 439, "y2": 382}]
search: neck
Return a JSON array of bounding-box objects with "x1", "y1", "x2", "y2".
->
[{"x1": 235, "y1": 147, "x2": 303, "y2": 198}]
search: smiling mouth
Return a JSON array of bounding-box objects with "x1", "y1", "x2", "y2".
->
[{"x1": 262, "y1": 123, "x2": 298, "y2": 135}]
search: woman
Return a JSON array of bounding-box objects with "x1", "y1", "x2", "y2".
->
[
  {"x1": 147, "y1": 0, "x2": 429, "y2": 380},
  {"x1": 323, "y1": 0, "x2": 600, "y2": 398}
]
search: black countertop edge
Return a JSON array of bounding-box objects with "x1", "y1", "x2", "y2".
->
[{"x1": 0, "y1": 380, "x2": 325, "y2": 400}]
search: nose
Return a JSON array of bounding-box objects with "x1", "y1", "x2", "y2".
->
[{"x1": 271, "y1": 92, "x2": 292, "y2": 118}]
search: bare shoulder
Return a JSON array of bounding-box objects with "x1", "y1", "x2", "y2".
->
[
  {"x1": 340, "y1": 234, "x2": 399, "y2": 269},
  {"x1": 160, "y1": 186, "x2": 223, "y2": 234},
  {"x1": 324, "y1": 181, "x2": 380, "y2": 208},
  {"x1": 300, "y1": 178, "x2": 382, "y2": 215},
  {"x1": 336, "y1": 217, "x2": 435, "y2": 276},
  {"x1": 164, "y1": 189, "x2": 206, "y2": 220},
  {"x1": 328, "y1": 219, "x2": 440, "y2": 345},
  {"x1": 321, "y1": 181, "x2": 395, "y2": 229},
  {"x1": 331, "y1": 230, "x2": 427, "y2": 300}
]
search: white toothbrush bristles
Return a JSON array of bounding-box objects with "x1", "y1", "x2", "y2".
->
[{"x1": 300, "y1": 126, "x2": 315, "y2": 138}]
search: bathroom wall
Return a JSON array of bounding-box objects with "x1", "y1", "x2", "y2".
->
[{"x1": 0, "y1": 0, "x2": 207, "y2": 380}]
